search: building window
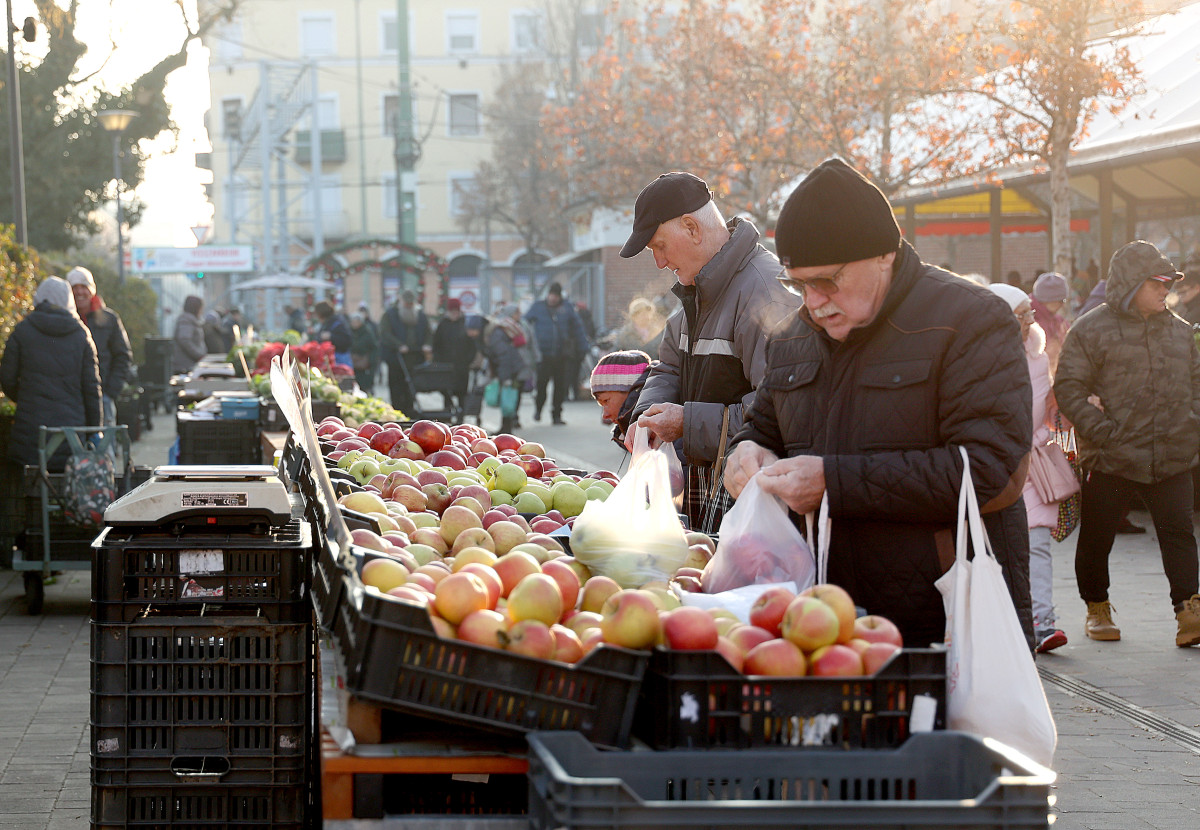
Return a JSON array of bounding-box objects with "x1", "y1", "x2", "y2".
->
[
  {"x1": 578, "y1": 11, "x2": 603, "y2": 52},
  {"x1": 446, "y1": 12, "x2": 478, "y2": 54},
  {"x1": 307, "y1": 174, "x2": 343, "y2": 216},
  {"x1": 381, "y1": 12, "x2": 398, "y2": 54},
  {"x1": 382, "y1": 94, "x2": 398, "y2": 137},
  {"x1": 512, "y1": 11, "x2": 542, "y2": 54},
  {"x1": 447, "y1": 93, "x2": 480, "y2": 137},
  {"x1": 449, "y1": 174, "x2": 477, "y2": 216},
  {"x1": 215, "y1": 20, "x2": 243, "y2": 63},
  {"x1": 300, "y1": 12, "x2": 335, "y2": 57},
  {"x1": 221, "y1": 97, "x2": 243, "y2": 142}
]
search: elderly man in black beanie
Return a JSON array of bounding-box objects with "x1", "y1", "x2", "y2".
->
[
  {"x1": 724, "y1": 157, "x2": 1035, "y2": 650},
  {"x1": 621, "y1": 171, "x2": 800, "y2": 533}
]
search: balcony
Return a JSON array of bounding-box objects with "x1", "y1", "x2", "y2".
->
[{"x1": 293, "y1": 129, "x2": 347, "y2": 165}]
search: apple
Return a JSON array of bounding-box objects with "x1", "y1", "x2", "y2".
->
[
  {"x1": 385, "y1": 585, "x2": 429, "y2": 605},
  {"x1": 390, "y1": 484, "x2": 427, "y2": 512},
  {"x1": 599, "y1": 589, "x2": 661, "y2": 650},
  {"x1": 517, "y1": 441, "x2": 545, "y2": 458},
  {"x1": 340, "y1": 490, "x2": 388, "y2": 516},
  {"x1": 426, "y1": 449, "x2": 465, "y2": 470},
  {"x1": 471, "y1": 437, "x2": 498, "y2": 456},
  {"x1": 506, "y1": 572, "x2": 564, "y2": 625},
  {"x1": 548, "y1": 481, "x2": 588, "y2": 518},
  {"x1": 369, "y1": 427, "x2": 405, "y2": 455},
  {"x1": 727, "y1": 624, "x2": 775, "y2": 655},
  {"x1": 808, "y1": 643, "x2": 865, "y2": 677},
  {"x1": 743, "y1": 639, "x2": 807, "y2": 676},
  {"x1": 514, "y1": 455, "x2": 544, "y2": 478},
  {"x1": 433, "y1": 571, "x2": 490, "y2": 625},
  {"x1": 492, "y1": 433, "x2": 523, "y2": 453},
  {"x1": 487, "y1": 520, "x2": 527, "y2": 556},
  {"x1": 429, "y1": 616, "x2": 457, "y2": 639},
  {"x1": 780, "y1": 596, "x2": 841, "y2": 652},
  {"x1": 327, "y1": 450, "x2": 346, "y2": 462},
  {"x1": 421, "y1": 483, "x2": 454, "y2": 514},
  {"x1": 492, "y1": 550, "x2": 542, "y2": 597},
  {"x1": 388, "y1": 439, "x2": 425, "y2": 461},
  {"x1": 451, "y1": 546, "x2": 498, "y2": 572},
  {"x1": 512, "y1": 542, "x2": 556, "y2": 564},
  {"x1": 335, "y1": 437, "x2": 370, "y2": 453},
  {"x1": 499, "y1": 619, "x2": 556, "y2": 660},
  {"x1": 416, "y1": 468, "x2": 449, "y2": 487},
  {"x1": 660, "y1": 606, "x2": 719, "y2": 651},
  {"x1": 413, "y1": 562, "x2": 451, "y2": 584},
  {"x1": 683, "y1": 531, "x2": 716, "y2": 556},
  {"x1": 799, "y1": 583, "x2": 857, "y2": 643},
  {"x1": 382, "y1": 531, "x2": 412, "y2": 549},
  {"x1": 526, "y1": 533, "x2": 564, "y2": 554},
  {"x1": 749, "y1": 586, "x2": 796, "y2": 638},
  {"x1": 457, "y1": 609, "x2": 509, "y2": 648},
  {"x1": 494, "y1": 503, "x2": 519, "y2": 517},
  {"x1": 356, "y1": 422, "x2": 384, "y2": 440},
  {"x1": 852, "y1": 615, "x2": 904, "y2": 648},
  {"x1": 540, "y1": 558, "x2": 582, "y2": 612},
  {"x1": 457, "y1": 484, "x2": 492, "y2": 510},
  {"x1": 382, "y1": 471, "x2": 420, "y2": 498},
  {"x1": 681, "y1": 545, "x2": 713, "y2": 570},
  {"x1": 410, "y1": 527, "x2": 449, "y2": 554},
  {"x1": 316, "y1": 420, "x2": 343, "y2": 437},
  {"x1": 439, "y1": 504, "x2": 483, "y2": 545},
  {"x1": 861, "y1": 641, "x2": 901, "y2": 674},
  {"x1": 673, "y1": 575, "x2": 703, "y2": 593},
  {"x1": 451, "y1": 496, "x2": 486, "y2": 519},
  {"x1": 550, "y1": 624, "x2": 585, "y2": 663},
  {"x1": 451, "y1": 527, "x2": 496, "y2": 556},
  {"x1": 492, "y1": 462, "x2": 528, "y2": 495},
  {"x1": 458, "y1": 562, "x2": 503, "y2": 609},
  {"x1": 531, "y1": 518, "x2": 563, "y2": 535},
  {"x1": 408, "y1": 420, "x2": 449, "y2": 455},
  {"x1": 361, "y1": 557, "x2": 409, "y2": 592},
  {"x1": 579, "y1": 575, "x2": 622, "y2": 614},
  {"x1": 405, "y1": 572, "x2": 438, "y2": 593},
  {"x1": 512, "y1": 491, "x2": 547, "y2": 515},
  {"x1": 349, "y1": 528, "x2": 390, "y2": 553},
  {"x1": 481, "y1": 509, "x2": 510, "y2": 530}
]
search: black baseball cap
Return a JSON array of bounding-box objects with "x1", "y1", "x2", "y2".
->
[{"x1": 619, "y1": 172, "x2": 713, "y2": 258}]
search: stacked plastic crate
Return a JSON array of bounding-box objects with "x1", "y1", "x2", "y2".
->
[{"x1": 89, "y1": 503, "x2": 317, "y2": 829}]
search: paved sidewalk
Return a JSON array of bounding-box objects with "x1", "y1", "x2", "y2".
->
[{"x1": 1, "y1": 399, "x2": 1198, "y2": 828}]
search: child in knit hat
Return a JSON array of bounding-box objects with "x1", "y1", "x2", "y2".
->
[{"x1": 589, "y1": 350, "x2": 656, "y2": 450}]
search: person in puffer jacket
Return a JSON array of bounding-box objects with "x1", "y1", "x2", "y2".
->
[
  {"x1": 724, "y1": 158, "x2": 1034, "y2": 652},
  {"x1": 1054, "y1": 240, "x2": 1200, "y2": 648}
]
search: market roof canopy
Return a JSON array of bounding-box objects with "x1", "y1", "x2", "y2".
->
[
  {"x1": 891, "y1": 3, "x2": 1200, "y2": 223},
  {"x1": 232, "y1": 274, "x2": 334, "y2": 291}
]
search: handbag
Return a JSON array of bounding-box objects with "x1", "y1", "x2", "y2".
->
[
  {"x1": 1028, "y1": 442, "x2": 1081, "y2": 503},
  {"x1": 483, "y1": 379, "x2": 500, "y2": 408},
  {"x1": 499, "y1": 383, "x2": 519, "y2": 417},
  {"x1": 935, "y1": 446, "x2": 1057, "y2": 768},
  {"x1": 60, "y1": 429, "x2": 118, "y2": 528},
  {"x1": 1050, "y1": 413, "x2": 1083, "y2": 543}
]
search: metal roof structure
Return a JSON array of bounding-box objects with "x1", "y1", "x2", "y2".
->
[{"x1": 889, "y1": 2, "x2": 1200, "y2": 274}]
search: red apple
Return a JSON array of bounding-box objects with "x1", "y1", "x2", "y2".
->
[
  {"x1": 470, "y1": 437, "x2": 498, "y2": 456},
  {"x1": 500, "y1": 619, "x2": 556, "y2": 660},
  {"x1": 599, "y1": 589, "x2": 661, "y2": 650},
  {"x1": 421, "y1": 483, "x2": 453, "y2": 514},
  {"x1": 467, "y1": 452, "x2": 492, "y2": 467},
  {"x1": 531, "y1": 518, "x2": 563, "y2": 535},
  {"x1": 427, "y1": 450, "x2": 467, "y2": 470},
  {"x1": 541, "y1": 558, "x2": 582, "y2": 613},
  {"x1": 356, "y1": 421, "x2": 384, "y2": 440},
  {"x1": 726, "y1": 624, "x2": 775, "y2": 655},
  {"x1": 749, "y1": 586, "x2": 796, "y2": 638},
  {"x1": 416, "y1": 468, "x2": 449, "y2": 487},
  {"x1": 327, "y1": 450, "x2": 346, "y2": 462},
  {"x1": 481, "y1": 508, "x2": 510, "y2": 529},
  {"x1": 458, "y1": 563, "x2": 503, "y2": 609},
  {"x1": 799, "y1": 583, "x2": 857, "y2": 643},
  {"x1": 660, "y1": 606, "x2": 719, "y2": 651},
  {"x1": 861, "y1": 641, "x2": 901, "y2": 674},
  {"x1": 851, "y1": 615, "x2": 904, "y2": 648},
  {"x1": 388, "y1": 439, "x2": 425, "y2": 460},
  {"x1": 808, "y1": 643, "x2": 865, "y2": 677},
  {"x1": 780, "y1": 596, "x2": 841, "y2": 652},
  {"x1": 409, "y1": 419, "x2": 449, "y2": 455},
  {"x1": 335, "y1": 437, "x2": 370, "y2": 453},
  {"x1": 433, "y1": 571, "x2": 490, "y2": 625},
  {"x1": 743, "y1": 639, "x2": 807, "y2": 676},
  {"x1": 493, "y1": 433, "x2": 523, "y2": 453},
  {"x1": 517, "y1": 441, "x2": 545, "y2": 458},
  {"x1": 714, "y1": 635, "x2": 744, "y2": 672},
  {"x1": 550, "y1": 624, "x2": 585, "y2": 663},
  {"x1": 457, "y1": 609, "x2": 509, "y2": 649}
]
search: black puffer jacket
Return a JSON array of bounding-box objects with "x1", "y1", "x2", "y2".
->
[
  {"x1": 82, "y1": 305, "x2": 133, "y2": 399},
  {"x1": 734, "y1": 242, "x2": 1034, "y2": 649},
  {"x1": 0, "y1": 303, "x2": 103, "y2": 467},
  {"x1": 1054, "y1": 266, "x2": 1200, "y2": 484}
]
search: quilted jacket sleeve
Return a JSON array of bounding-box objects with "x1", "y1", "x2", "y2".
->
[
  {"x1": 1053, "y1": 320, "x2": 1118, "y2": 448},
  {"x1": 826, "y1": 301, "x2": 1032, "y2": 523}
]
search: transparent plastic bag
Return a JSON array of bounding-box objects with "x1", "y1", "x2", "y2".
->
[
  {"x1": 701, "y1": 475, "x2": 815, "y2": 594},
  {"x1": 571, "y1": 430, "x2": 690, "y2": 587}
]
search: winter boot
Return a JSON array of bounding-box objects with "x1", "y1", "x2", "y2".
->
[
  {"x1": 1085, "y1": 601, "x2": 1121, "y2": 641},
  {"x1": 1175, "y1": 595, "x2": 1200, "y2": 647}
]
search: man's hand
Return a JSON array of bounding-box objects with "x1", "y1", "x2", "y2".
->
[
  {"x1": 757, "y1": 455, "x2": 826, "y2": 514},
  {"x1": 638, "y1": 403, "x2": 684, "y2": 445},
  {"x1": 724, "y1": 441, "x2": 779, "y2": 498}
]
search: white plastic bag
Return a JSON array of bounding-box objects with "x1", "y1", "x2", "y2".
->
[
  {"x1": 701, "y1": 475, "x2": 815, "y2": 594},
  {"x1": 570, "y1": 430, "x2": 690, "y2": 587},
  {"x1": 935, "y1": 446, "x2": 1057, "y2": 767}
]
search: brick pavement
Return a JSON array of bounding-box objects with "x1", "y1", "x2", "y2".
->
[{"x1": 1, "y1": 399, "x2": 1198, "y2": 828}]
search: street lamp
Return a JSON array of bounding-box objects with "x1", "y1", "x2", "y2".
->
[
  {"x1": 6, "y1": 3, "x2": 36, "y2": 246},
  {"x1": 98, "y1": 109, "x2": 137, "y2": 284}
]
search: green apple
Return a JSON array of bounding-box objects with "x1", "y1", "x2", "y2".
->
[
  {"x1": 348, "y1": 457, "x2": 382, "y2": 484},
  {"x1": 585, "y1": 486, "x2": 608, "y2": 501},
  {"x1": 493, "y1": 462, "x2": 528, "y2": 496},
  {"x1": 513, "y1": 491, "x2": 547, "y2": 515},
  {"x1": 550, "y1": 481, "x2": 588, "y2": 518},
  {"x1": 408, "y1": 511, "x2": 440, "y2": 528},
  {"x1": 337, "y1": 450, "x2": 363, "y2": 470},
  {"x1": 477, "y1": 456, "x2": 502, "y2": 480},
  {"x1": 489, "y1": 488, "x2": 514, "y2": 506},
  {"x1": 519, "y1": 482, "x2": 554, "y2": 509}
]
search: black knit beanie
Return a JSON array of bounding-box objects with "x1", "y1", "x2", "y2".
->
[{"x1": 775, "y1": 158, "x2": 901, "y2": 268}]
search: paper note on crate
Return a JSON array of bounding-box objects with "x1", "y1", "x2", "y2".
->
[{"x1": 676, "y1": 581, "x2": 798, "y2": 624}]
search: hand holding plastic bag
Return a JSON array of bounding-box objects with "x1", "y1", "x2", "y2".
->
[
  {"x1": 571, "y1": 429, "x2": 690, "y2": 587},
  {"x1": 701, "y1": 475, "x2": 815, "y2": 594}
]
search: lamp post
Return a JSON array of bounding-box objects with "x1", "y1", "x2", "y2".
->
[
  {"x1": 98, "y1": 109, "x2": 137, "y2": 284},
  {"x1": 6, "y1": 3, "x2": 36, "y2": 246}
]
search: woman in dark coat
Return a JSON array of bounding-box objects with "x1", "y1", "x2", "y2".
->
[
  {"x1": 0, "y1": 276, "x2": 102, "y2": 469},
  {"x1": 172, "y1": 295, "x2": 207, "y2": 373}
]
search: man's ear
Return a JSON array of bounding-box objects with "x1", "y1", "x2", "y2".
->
[{"x1": 680, "y1": 214, "x2": 701, "y2": 241}]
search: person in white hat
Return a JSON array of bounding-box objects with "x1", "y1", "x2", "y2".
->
[{"x1": 66, "y1": 267, "x2": 132, "y2": 427}]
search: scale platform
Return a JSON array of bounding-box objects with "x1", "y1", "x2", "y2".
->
[{"x1": 104, "y1": 465, "x2": 293, "y2": 530}]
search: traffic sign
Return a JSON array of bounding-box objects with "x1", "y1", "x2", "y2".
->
[
  {"x1": 131, "y1": 246, "x2": 254, "y2": 274},
  {"x1": 191, "y1": 225, "x2": 211, "y2": 245}
]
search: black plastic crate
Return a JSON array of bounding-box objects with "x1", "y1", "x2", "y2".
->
[
  {"x1": 335, "y1": 575, "x2": 648, "y2": 749},
  {"x1": 91, "y1": 619, "x2": 312, "y2": 762},
  {"x1": 526, "y1": 730, "x2": 1054, "y2": 830},
  {"x1": 91, "y1": 521, "x2": 313, "y2": 623},
  {"x1": 176, "y1": 413, "x2": 261, "y2": 466},
  {"x1": 258, "y1": 398, "x2": 340, "y2": 431},
  {"x1": 310, "y1": 539, "x2": 349, "y2": 632},
  {"x1": 635, "y1": 647, "x2": 945, "y2": 750},
  {"x1": 91, "y1": 750, "x2": 306, "y2": 789},
  {"x1": 92, "y1": 782, "x2": 306, "y2": 829}
]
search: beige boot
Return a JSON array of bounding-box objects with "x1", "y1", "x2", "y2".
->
[
  {"x1": 1085, "y1": 601, "x2": 1121, "y2": 641},
  {"x1": 1176, "y1": 595, "x2": 1200, "y2": 648}
]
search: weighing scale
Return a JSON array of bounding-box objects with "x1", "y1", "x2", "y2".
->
[{"x1": 104, "y1": 465, "x2": 293, "y2": 531}]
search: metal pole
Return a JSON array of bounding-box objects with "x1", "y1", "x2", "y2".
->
[
  {"x1": 6, "y1": 0, "x2": 27, "y2": 245},
  {"x1": 112, "y1": 132, "x2": 125, "y2": 284},
  {"x1": 396, "y1": 0, "x2": 416, "y2": 248}
]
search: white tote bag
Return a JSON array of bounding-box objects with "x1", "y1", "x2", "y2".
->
[{"x1": 935, "y1": 446, "x2": 1057, "y2": 767}]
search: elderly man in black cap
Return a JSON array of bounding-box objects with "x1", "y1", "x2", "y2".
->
[
  {"x1": 622, "y1": 172, "x2": 799, "y2": 533},
  {"x1": 723, "y1": 158, "x2": 1034, "y2": 650}
]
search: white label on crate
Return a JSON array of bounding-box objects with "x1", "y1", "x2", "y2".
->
[
  {"x1": 182, "y1": 491, "x2": 248, "y2": 508},
  {"x1": 96, "y1": 738, "x2": 119, "y2": 754},
  {"x1": 910, "y1": 693, "x2": 938, "y2": 733},
  {"x1": 279, "y1": 733, "x2": 299, "y2": 750},
  {"x1": 179, "y1": 551, "x2": 224, "y2": 574},
  {"x1": 678, "y1": 692, "x2": 700, "y2": 723}
]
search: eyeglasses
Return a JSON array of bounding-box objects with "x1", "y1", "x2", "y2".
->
[
  {"x1": 1017, "y1": 309, "x2": 1036, "y2": 322},
  {"x1": 778, "y1": 262, "x2": 849, "y2": 300}
]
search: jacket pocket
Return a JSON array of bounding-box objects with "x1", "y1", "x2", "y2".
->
[
  {"x1": 856, "y1": 357, "x2": 935, "y2": 450},
  {"x1": 768, "y1": 360, "x2": 820, "y2": 450}
]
